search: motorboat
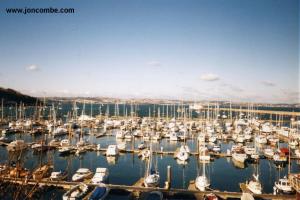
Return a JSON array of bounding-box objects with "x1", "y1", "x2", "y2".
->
[
  {"x1": 106, "y1": 145, "x2": 119, "y2": 156},
  {"x1": 72, "y1": 168, "x2": 93, "y2": 182},
  {"x1": 50, "y1": 171, "x2": 68, "y2": 181},
  {"x1": 212, "y1": 145, "x2": 221, "y2": 153},
  {"x1": 274, "y1": 176, "x2": 294, "y2": 194},
  {"x1": 263, "y1": 148, "x2": 274, "y2": 158},
  {"x1": 59, "y1": 146, "x2": 74, "y2": 155},
  {"x1": 91, "y1": 168, "x2": 109, "y2": 184}
]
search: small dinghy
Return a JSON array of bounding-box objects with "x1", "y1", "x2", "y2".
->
[
  {"x1": 63, "y1": 183, "x2": 89, "y2": 200},
  {"x1": 88, "y1": 185, "x2": 110, "y2": 200}
]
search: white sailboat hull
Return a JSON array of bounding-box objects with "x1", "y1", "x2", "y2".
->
[{"x1": 195, "y1": 176, "x2": 210, "y2": 191}]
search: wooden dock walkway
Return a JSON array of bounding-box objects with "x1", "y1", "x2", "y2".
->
[
  {"x1": 187, "y1": 180, "x2": 295, "y2": 200},
  {"x1": 0, "y1": 176, "x2": 296, "y2": 200}
]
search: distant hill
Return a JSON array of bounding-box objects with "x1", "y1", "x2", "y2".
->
[{"x1": 0, "y1": 87, "x2": 38, "y2": 105}]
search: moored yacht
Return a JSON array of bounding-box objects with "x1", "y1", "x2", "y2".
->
[
  {"x1": 50, "y1": 171, "x2": 68, "y2": 181},
  {"x1": 232, "y1": 152, "x2": 247, "y2": 163},
  {"x1": 72, "y1": 168, "x2": 93, "y2": 182},
  {"x1": 274, "y1": 176, "x2": 294, "y2": 194},
  {"x1": 7, "y1": 140, "x2": 27, "y2": 152},
  {"x1": 91, "y1": 168, "x2": 109, "y2": 184},
  {"x1": 144, "y1": 144, "x2": 160, "y2": 187},
  {"x1": 195, "y1": 174, "x2": 210, "y2": 191},
  {"x1": 106, "y1": 145, "x2": 119, "y2": 156},
  {"x1": 32, "y1": 164, "x2": 53, "y2": 180},
  {"x1": 273, "y1": 152, "x2": 287, "y2": 166},
  {"x1": 263, "y1": 148, "x2": 274, "y2": 158},
  {"x1": 246, "y1": 174, "x2": 262, "y2": 194}
]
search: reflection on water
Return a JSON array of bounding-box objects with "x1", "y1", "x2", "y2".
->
[{"x1": 1, "y1": 132, "x2": 299, "y2": 194}]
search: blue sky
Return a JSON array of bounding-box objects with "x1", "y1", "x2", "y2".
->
[{"x1": 0, "y1": 0, "x2": 299, "y2": 103}]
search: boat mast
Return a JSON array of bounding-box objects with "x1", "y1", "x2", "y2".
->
[
  {"x1": 81, "y1": 100, "x2": 85, "y2": 141},
  {"x1": 1, "y1": 98, "x2": 3, "y2": 122},
  {"x1": 166, "y1": 104, "x2": 169, "y2": 120},
  {"x1": 288, "y1": 120, "x2": 291, "y2": 175},
  {"x1": 90, "y1": 100, "x2": 93, "y2": 119}
]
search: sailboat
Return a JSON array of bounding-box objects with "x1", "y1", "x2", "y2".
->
[
  {"x1": 195, "y1": 152, "x2": 210, "y2": 191},
  {"x1": 77, "y1": 101, "x2": 87, "y2": 148},
  {"x1": 175, "y1": 145, "x2": 190, "y2": 162},
  {"x1": 58, "y1": 125, "x2": 74, "y2": 155},
  {"x1": 144, "y1": 143, "x2": 160, "y2": 187},
  {"x1": 175, "y1": 128, "x2": 190, "y2": 161},
  {"x1": 246, "y1": 164, "x2": 262, "y2": 194},
  {"x1": 32, "y1": 135, "x2": 53, "y2": 180},
  {"x1": 246, "y1": 131, "x2": 259, "y2": 162},
  {"x1": 273, "y1": 132, "x2": 287, "y2": 167},
  {"x1": 33, "y1": 164, "x2": 53, "y2": 180},
  {"x1": 274, "y1": 132, "x2": 294, "y2": 194}
]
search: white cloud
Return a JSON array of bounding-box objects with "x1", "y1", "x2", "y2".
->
[
  {"x1": 26, "y1": 64, "x2": 39, "y2": 71},
  {"x1": 200, "y1": 73, "x2": 220, "y2": 81},
  {"x1": 146, "y1": 61, "x2": 161, "y2": 67},
  {"x1": 261, "y1": 81, "x2": 275, "y2": 87}
]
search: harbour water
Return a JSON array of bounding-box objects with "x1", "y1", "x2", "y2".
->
[{"x1": 0, "y1": 103, "x2": 299, "y2": 199}]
